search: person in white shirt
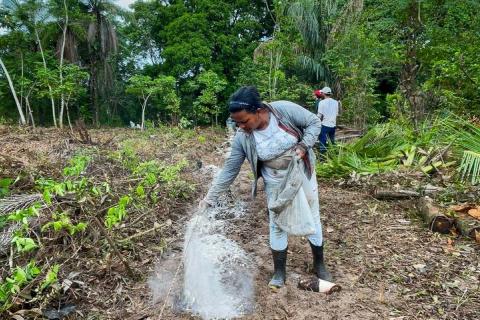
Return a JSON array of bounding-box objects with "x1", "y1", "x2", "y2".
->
[{"x1": 317, "y1": 86, "x2": 341, "y2": 156}]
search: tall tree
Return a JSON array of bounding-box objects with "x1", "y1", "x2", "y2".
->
[
  {"x1": 0, "y1": 57, "x2": 26, "y2": 124},
  {"x1": 82, "y1": 0, "x2": 120, "y2": 126}
]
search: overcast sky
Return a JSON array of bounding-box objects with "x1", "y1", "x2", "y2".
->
[{"x1": 117, "y1": 0, "x2": 135, "y2": 9}]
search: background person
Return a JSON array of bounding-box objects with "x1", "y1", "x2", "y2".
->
[
  {"x1": 312, "y1": 89, "x2": 325, "y2": 113},
  {"x1": 199, "y1": 86, "x2": 332, "y2": 288},
  {"x1": 317, "y1": 86, "x2": 341, "y2": 156}
]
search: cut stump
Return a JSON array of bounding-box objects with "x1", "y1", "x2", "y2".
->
[{"x1": 416, "y1": 197, "x2": 454, "y2": 234}]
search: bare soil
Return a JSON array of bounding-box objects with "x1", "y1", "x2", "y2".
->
[{"x1": 1, "y1": 126, "x2": 479, "y2": 320}]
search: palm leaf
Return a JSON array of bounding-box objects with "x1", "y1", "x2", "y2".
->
[
  {"x1": 459, "y1": 151, "x2": 480, "y2": 185},
  {"x1": 288, "y1": 0, "x2": 321, "y2": 48}
]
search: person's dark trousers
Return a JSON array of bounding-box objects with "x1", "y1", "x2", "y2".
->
[{"x1": 318, "y1": 125, "x2": 336, "y2": 155}]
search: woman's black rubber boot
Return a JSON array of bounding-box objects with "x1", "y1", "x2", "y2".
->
[
  {"x1": 268, "y1": 248, "x2": 287, "y2": 288},
  {"x1": 309, "y1": 241, "x2": 333, "y2": 282}
]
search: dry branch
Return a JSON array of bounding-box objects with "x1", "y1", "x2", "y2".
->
[
  {"x1": 0, "y1": 193, "x2": 43, "y2": 215},
  {"x1": 93, "y1": 217, "x2": 135, "y2": 278},
  {"x1": 416, "y1": 197, "x2": 454, "y2": 234},
  {"x1": 373, "y1": 189, "x2": 421, "y2": 200},
  {"x1": 73, "y1": 119, "x2": 93, "y2": 144},
  {"x1": 118, "y1": 222, "x2": 166, "y2": 243}
]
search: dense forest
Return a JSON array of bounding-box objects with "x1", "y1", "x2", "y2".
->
[{"x1": 1, "y1": 0, "x2": 478, "y2": 129}]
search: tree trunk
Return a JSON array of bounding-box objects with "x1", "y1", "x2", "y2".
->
[
  {"x1": 20, "y1": 52, "x2": 25, "y2": 123},
  {"x1": 25, "y1": 96, "x2": 35, "y2": 128},
  {"x1": 58, "y1": 0, "x2": 69, "y2": 129},
  {"x1": 66, "y1": 103, "x2": 74, "y2": 135},
  {"x1": 455, "y1": 212, "x2": 480, "y2": 239},
  {"x1": 0, "y1": 57, "x2": 26, "y2": 125},
  {"x1": 398, "y1": 0, "x2": 425, "y2": 128},
  {"x1": 35, "y1": 28, "x2": 57, "y2": 128},
  {"x1": 141, "y1": 103, "x2": 146, "y2": 131},
  {"x1": 141, "y1": 94, "x2": 151, "y2": 131}
]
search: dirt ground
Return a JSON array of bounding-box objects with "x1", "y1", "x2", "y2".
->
[
  {"x1": 1, "y1": 126, "x2": 479, "y2": 320},
  {"x1": 141, "y1": 133, "x2": 479, "y2": 320}
]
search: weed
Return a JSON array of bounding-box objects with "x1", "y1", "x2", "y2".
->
[
  {"x1": 0, "y1": 178, "x2": 13, "y2": 198},
  {"x1": 41, "y1": 212, "x2": 87, "y2": 236},
  {"x1": 179, "y1": 117, "x2": 193, "y2": 129},
  {"x1": 197, "y1": 135, "x2": 207, "y2": 144},
  {"x1": 105, "y1": 195, "x2": 131, "y2": 228},
  {"x1": 63, "y1": 155, "x2": 92, "y2": 177},
  {"x1": 7, "y1": 205, "x2": 40, "y2": 225},
  {"x1": 39, "y1": 265, "x2": 59, "y2": 292},
  {"x1": 0, "y1": 261, "x2": 41, "y2": 310},
  {"x1": 118, "y1": 143, "x2": 141, "y2": 170},
  {"x1": 11, "y1": 233, "x2": 38, "y2": 253}
]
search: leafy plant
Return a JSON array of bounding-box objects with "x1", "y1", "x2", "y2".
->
[
  {"x1": 191, "y1": 70, "x2": 227, "y2": 125},
  {"x1": 105, "y1": 195, "x2": 131, "y2": 228},
  {"x1": 41, "y1": 212, "x2": 87, "y2": 236},
  {"x1": 7, "y1": 205, "x2": 40, "y2": 225},
  {"x1": 0, "y1": 261, "x2": 41, "y2": 310},
  {"x1": 459, "y1": 151, "x2": 480, "y2": 185},
  {"x1": 440, "y1": 117, "x2": 480, "y2": 185},
  {"x1": 63, "y1": 155, "x2": 92, "y2": 177},
  {"x1": 11, "y1": 234, "x2": 38, "y2": 253},
  {"x1": 38, "y1": 265, "x2": 59, "y2": 292},
  {"x1": 0, "y1": 178, "x2": 13, "y2": 198}
]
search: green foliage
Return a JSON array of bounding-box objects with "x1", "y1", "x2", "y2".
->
[
  {"x1": 0, "y1": 178, "x2": 14, "y2": 198},
  {"x1": 317, "y1": 114, "x2": 480, "y2": 182},
  {"x1": 7, "y1": 205, "x2": 40, "y2": 225},
  {"x1": 197, "y1": 135, "x2": 206, "y2": 144},
  {"x1": 191, "y1": 70, "x2": 227, "y2": 125},
  {"x1": 37, "y1": 177, "x2": 89, "y2": 201},
  {"x1": 325, "y1": 25, "x2": 389, "y2": 127},
  {"x1": 132, "y1": 158, "x2": 191, "y2": 198},
  {"x1": 0, "y1": 261, "x2": 41, "y2": 310},
  {"x1": 126, "y1": 74, "x2": 180, "y2": 128},
  {"x1": 41, "y1": 212, "x2": 87, "y2": 236},
  {"x1": 63, "y1": 154, "x2": 91, "y2": 177},
  {"x1": 113, "y1": 142, "x2": 141, "y2": 171},
  {"x1": 316, "y1": 117, "x2": 455, "y2": 178},
  {"x1": 105, "y1": 195, "x2": 131, "y2": 228},
  {"x1": 458, "y1": 151, "x2": 480, "y2": 185},
  {"x1": 235, "y1": 57, "x2": 314, "y2": 107},
  {"x1": 11, "y1": 234, "x2": 38, "y2": 253},
  {"x1": 39, "y1": 264, "x2": 59, "y2": 292},
  {"x1": 178, "y1": 117, "x2": 193, "y2": 129},
  {"x1": 442, "y1": 116, "x2": 480, "y2": 184}
]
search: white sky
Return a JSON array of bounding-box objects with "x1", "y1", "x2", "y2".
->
[
  {"x1": 0, "y1": 1, "x2": 135, "y2": 34},
  {"x1": 117, "y1": 0, "x2": 135, "y2": 9}
]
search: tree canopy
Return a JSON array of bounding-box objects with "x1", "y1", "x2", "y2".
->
[{"x1": 0, "y1": 0, "x2": 479, "y2": 127}]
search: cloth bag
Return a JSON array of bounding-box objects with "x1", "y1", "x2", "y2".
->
[{"x1": 268, "y1": 156, "x2": 316, "y2": 236}]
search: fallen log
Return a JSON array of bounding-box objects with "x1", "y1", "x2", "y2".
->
[
  {"x1": 455, "y1": 212, "x2": 480, "y2": 239},
  {"x1": 336, "y1": 134, "x2": 363, "y2": 142},
  {"x1": 416, "y1": 197, "x2": 454, "y2": 234},
  {"x1": 373, "y1": 189, "x2": 421, "y2": 200}
]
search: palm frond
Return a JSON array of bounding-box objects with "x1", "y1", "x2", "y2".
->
[
  {"x1": 288, "y1": 0, "x2": 321, "y2": 47},
  {"x1": 297, "y1": 54, "x2": 327, "y2": 81},
  {"x1": 459, "y1": 151, "x2": 480, "y2": 185}
]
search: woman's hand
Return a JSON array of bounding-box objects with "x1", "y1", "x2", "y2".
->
[{"x1": 295, "y1": 144, "x2": 307, "y2": 158}]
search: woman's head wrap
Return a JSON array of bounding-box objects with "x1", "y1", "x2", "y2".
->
[{"x1": 228, "y1": 86, "x2": 263, "y2": 113}]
